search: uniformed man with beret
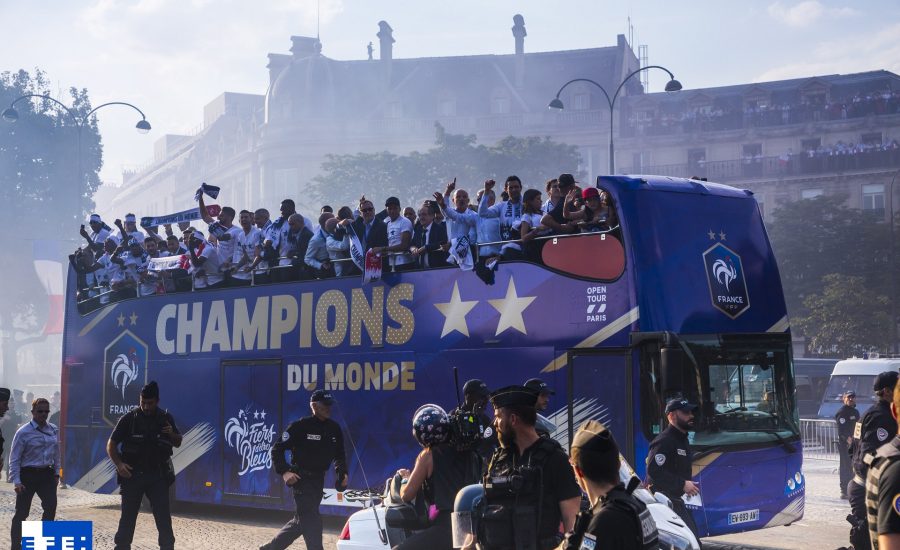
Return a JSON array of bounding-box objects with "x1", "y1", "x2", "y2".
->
[
  {"x1": 835, "y1": 390, "x2": 859, "y2": 499},
  {"x1": 847, "y1": 370, "x2": 899, "y2": 550},
  {"x1": 558, "y1": 420, "x2": 659, "y2": 550},
  {"x1": 261, "y1": 390, "x2": 348, "y2": 550},
  {"x1": 646, "y1": 398, "x2": 700, "y2": 540},
  {"x1": 480, "y1": 385, "x2": 581, "y2": 549}
]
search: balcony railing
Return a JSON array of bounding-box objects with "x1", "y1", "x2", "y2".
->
[{"x1": 624, "y1": 148, "x2": 900, "y2": 182}]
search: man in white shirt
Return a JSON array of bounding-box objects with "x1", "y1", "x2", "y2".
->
[
  {"x1": 478, "y1": 176, "x2": 524, "y2": 260},
  {"x1": 114, "y1": 214, "x2": 145, "y2": 246},
  {"x1": 187, "y1": 231, "x2": 224, "y2": 289},
  {"x1": 372, "y1": 197, "x2": 414, "y2": 271},
  {"x1": 79, "y1": 213, "x2": 112, "y2": 252},
  {"x1": 325, "y1": 217, "x2": 352, "y2": 276},
  {"x1": 436, "y1": 180, "x2": 478, "y2": 243},
  {"x1": 137, "y1": 238, "x2": 164, "y2": 296},
  {"x1": 9, "y1": 397, "x2": 60, "y2": 550},
  {"x1": 231, "y1": 210, "x2": 261, "y2": 287},
  {"x1": 198, "y1": 195, "x2": 242, "y2": 273},
  {"x1": 305, "y1": 212, "x2": 335, "y2": 278}
]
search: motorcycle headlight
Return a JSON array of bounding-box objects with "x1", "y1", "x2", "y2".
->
[{"x1": 657, "y1": 527, "x2": 694, "y2": 550}]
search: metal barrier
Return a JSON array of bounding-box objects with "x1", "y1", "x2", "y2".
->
[{"x1": 800, "y1": 418, "x2": 840, "y2": 461}]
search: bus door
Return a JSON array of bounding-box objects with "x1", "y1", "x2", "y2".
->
[
  {"x1": 220, "y1": 360, "x2": 283, "y2": 503},
  {"x1": 566, "y1": 351, "x2": 634, "y2": 463}
]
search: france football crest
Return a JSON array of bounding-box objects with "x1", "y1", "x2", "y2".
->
[{"x1": 703, "y1": 242, "x2": 750, "y2": 319}]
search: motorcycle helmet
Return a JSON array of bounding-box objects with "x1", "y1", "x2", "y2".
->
[{"x1": 412, "y1": 404, "x2": 451, "y2": 447}]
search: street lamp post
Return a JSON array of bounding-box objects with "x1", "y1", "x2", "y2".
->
[
  {"x1": 890, "y1": 169, "x2": 900, "y2": 353},
  {"x1": 2, "y1": 94, "x2": 151, "y2": 225},
  {"x1": 548, "y1": 65, "x2": 682, "y2": 174}
]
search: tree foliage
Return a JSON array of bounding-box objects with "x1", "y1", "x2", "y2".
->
[
  {"x1": 0, "y1": 69, "x2": 103, "y2": 372},
  {"x1": 767, "y1": 195, "x2": 895, "y2": 355},
  {"x1": 308, "y1": 123, "x2": 583, "y2": 208},
  {"x1": 794, "y1": 274, "x2": 892, "y2": 357}
]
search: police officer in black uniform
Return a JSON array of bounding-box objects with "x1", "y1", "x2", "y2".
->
[
  {"x1": 559, "y1": 420, "x2": 659, "y2": 550},
  {"x1": 454, "y1": 379, "x2": 496, "y2": 461},
  {"x1": 480, "y1": 385, "x2": 582, "y2": 550},
  {"x1": 836, "y1": 390, "x2": 859, "y2": 499},
  {"x1": 864, "y1": 380, "x2": 900, "y2": 549},
  {"x1": 107, "y1": 381, "x2": 182, "y2": 550},
  {"x1": 646, "y1": 398, "x2": 700, "y2": 541},
  {"x1": 261, "y1": 390, "x2": 348, "y2": 550},
  {"x1": 848, "y1": 370, "x2": 899, "y2": 550}
]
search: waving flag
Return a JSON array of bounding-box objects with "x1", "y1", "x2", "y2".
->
[
  {"x1": 194, "y1": 182, "x2": 221, "y2": 202},
  {"x1": 448, "y1": 235, "x2": 474, "y2": 271},
  {"x1": 33, "y1": 240, "x2": 64, "y2": 335}
]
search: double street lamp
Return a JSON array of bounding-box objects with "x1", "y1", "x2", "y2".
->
[
  {"x1": 2, "y1": 94, "x2": 151, "y2": 224},
  {"x1": 548, "y1": 65, "x2": 682, "y2": 174}
]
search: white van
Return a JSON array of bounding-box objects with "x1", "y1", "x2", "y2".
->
[{"x1": 817, "y1": 356, "x2": 900, "y2": 418}]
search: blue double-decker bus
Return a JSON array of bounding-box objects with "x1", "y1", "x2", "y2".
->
[{"x1": 59, "y1": 175, "x2": 801, "y2": 537}]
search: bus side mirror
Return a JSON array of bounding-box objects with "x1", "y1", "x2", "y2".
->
[{"x1": 661, "y1": 346, "x2": 685, "y2": 395}]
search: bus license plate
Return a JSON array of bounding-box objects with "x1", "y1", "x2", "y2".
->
[{"x1": 728, "y1": 509, "x2": 759, "y2": 525}]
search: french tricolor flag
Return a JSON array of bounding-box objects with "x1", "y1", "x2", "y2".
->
[{"x1": 33, "y1": 240, "x2": 65, "y2": 335}]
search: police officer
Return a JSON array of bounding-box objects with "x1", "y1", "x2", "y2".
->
[
  {"x1": 261, "y1": 390, "x2": 348, "y2": 550},
  {"x1": 10, "y1": 397, "x2": 60, "y2": 549},
  {"x1": 107, "y1": 381, "x2": 182, "y2": 550},
  {"x1": 524, "y1": 378, "x2": 557, "y2": 437},
  {"x1": 646, "y1": 398, "x2": 700, "y2": 540},
  {"x1": 0, "y1": 388, "x2": 10, "y2": 469},
  {"x1": 559, "y1": 420, "x2": 659, "y2": 550},
  {"x1": 480, "y1": 385, "x2": 581, "y2": 550},
  {"x1": 864, "y1": 380, "x2": 900, "y2": 549},
  {"x1": 836, "y1": 390, "x2": 859, "y2": 499},
  {"x1": 393, "y1": 404, "x2": 482, "y2": 549},
  {"x1": 848, "y1": 370, "x2": 898, "y2": 550}
]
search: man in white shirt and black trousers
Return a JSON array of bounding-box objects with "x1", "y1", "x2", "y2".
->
[{"x1": 9, "y1": 397, "x2": 60, "y2": 549}]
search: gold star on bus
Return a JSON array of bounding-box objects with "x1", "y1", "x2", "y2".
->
[
  {"x1": 488, "y1": 277, "x2": 536, "y2": 336},
  {"x1": 434, "y1": 282, "x2": 478, "y2": 338}
]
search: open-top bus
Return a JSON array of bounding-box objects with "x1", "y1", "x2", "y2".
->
[{"x1": 60, "y1": 175, "x2": 801, "y2": 536}]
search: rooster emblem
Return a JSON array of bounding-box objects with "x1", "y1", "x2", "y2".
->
[
  {"x1": 111, "y1": 348, "x2": 139, "y2": 399},
  {"x1": 712, "y1": 258, "x2": 737, "y2": 292}
]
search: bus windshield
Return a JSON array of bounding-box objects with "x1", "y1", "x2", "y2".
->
[{"x1": 680, "y1": 334, "x2": 799, "y2": 448}]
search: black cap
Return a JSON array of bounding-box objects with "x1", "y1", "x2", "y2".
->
[
  {"x1": 140, "y1": 381, "x2": 159, "y2": 399},
  {"x1": 571, "y1": 420, "x2": 618, "y2": 454},
  {"x1": 665, "y1": 398, "x2": 697, "y2": 414},
  {"x1": 844, "y1": 390, "x2": 857, "y2": 398},
  {"x1": 489, "y1": 385, "x2": 538, "y2": 409},
  {"x1": 874, "y1": 371, "x2": 899, "y2": 392},
  {"x1": 524, "y1": 378, "x2": 555, "y2": 395},
  {"x1": 462, "y1": 379, "x2": 490, "y2": 398},
  {"x1": 385, "y1": 196, "x2": 401, "y2": 207},
  {"x1": 310, "y1": 390, "x2": 335, "y2": 404},
  {"x1": 0, "y1": 388, "x2": 9, "y2": 401}
]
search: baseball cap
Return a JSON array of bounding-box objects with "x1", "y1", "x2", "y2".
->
[
  {"x1": 462, "y1": 379, "x2": 490, "y2": 398},
  {"x1": 490, "y1": 385, "x2": 538, "y2": 409},
  {"x1": 844, "y1": 390, "x2": 857, "y2": 398},
  {"x1": 582, "y1": 187, "x2": 600, "y2": 200},
  {"x1": 665, "y1": 398, "x2": 697, "y2": 414},
  {"x1": 874, "y1": 371, "x2": 899, "y2": 391},
  {"x1": 524, "y1": 378, "x2": 555, "y2": 395},
  {"x1": 310, "y1": 390, "x2": 335, "y2": 404}
]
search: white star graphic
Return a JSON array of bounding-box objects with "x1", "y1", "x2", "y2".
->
[
  {"x1": 434, "y1": 281, "x2": 479, "y2": 338},
  {"x1": 253, "y1": 410, "x2": 259, "y2": 419},
  {"x1": 260, "y1": 410, "x2": 266, "y2": 420},
  {"x1": 488, "y1": 277, "x2": 536, "y2": 336}
]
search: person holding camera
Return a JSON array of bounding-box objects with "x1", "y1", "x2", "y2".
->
[
  {"x1": 262, "y1": 390, "x2": 348, "y2": 550},
  {"x1": 107, "y1": 381, "x2": 182, "y2": 550},
  {"x1": 393, "y1": 404, "x2": 482, "y2": 549},
  {"x1": 480, "y1": 385, "x2": 581, "y2": 549}
]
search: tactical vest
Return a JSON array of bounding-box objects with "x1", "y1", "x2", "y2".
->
[
  {"x1": 120, "y1": 408, "x2": 175, "y2": 469},
  {"x1": 865, "y1": 439, "x2": 900, "y2": 549},
  {"x1": 559, "y1": 483, "x2": 658, "y2": 550},
  {"x1": 480, "y1": 437, "x2": 559, "y2": 550}
]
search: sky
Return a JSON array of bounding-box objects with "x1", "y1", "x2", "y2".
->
[{"x1": 2, "y1": 0, "x2": 899, "y2": 184}]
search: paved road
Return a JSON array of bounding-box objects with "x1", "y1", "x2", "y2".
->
[{"x1": 0, "y1": 456, "x2": 850, "y2": 549}]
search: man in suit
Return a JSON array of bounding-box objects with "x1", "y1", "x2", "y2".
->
[
  {"x1": 350, "y1": 199, "x2": 389, "y2": 269},
  {"x1": 410, "y1": 202, "x2": 449, "y2": 268}
]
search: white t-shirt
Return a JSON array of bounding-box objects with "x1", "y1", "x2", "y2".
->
[
  {"x1": 116, "y1": 229, "x2": 145, "y2": 245},
  {"x1": 209, "y1": 223, "x2": 242, "y2": 266},
  {"x1": 386, "y1": 215, "x2": 413, "y2": 266},
  {"x1": 190, "y1": 243, "x2": 223, "y2": 288},
  {"x1": 232, "y1": 227, "x2": 261, "y2": 281}
]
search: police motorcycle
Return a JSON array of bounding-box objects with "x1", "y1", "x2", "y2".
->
[
  {"x1": 337, "y1": 411, "x2": 699, "y2": 550},
  {"x1": 337, "y1": 403, "x2": 485, "y2": 549}
]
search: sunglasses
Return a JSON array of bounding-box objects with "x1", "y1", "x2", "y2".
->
[
  {"x1": 35, "y1": 409, "x2": 50, "y2": 414},
  {"x1": 361, "y1": 207, "x2": 375, "y2": 213}
]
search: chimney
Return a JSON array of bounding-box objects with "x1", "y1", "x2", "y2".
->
[
  {"x1": 512, "y1": 14, "x2": 526, "y2": 87},
  {"x1": 290, "y1": 36, "x2": 321, "y2": 59},
  {"x1": 377, "y1": 21, "x2": 394, "y2": 61}
]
